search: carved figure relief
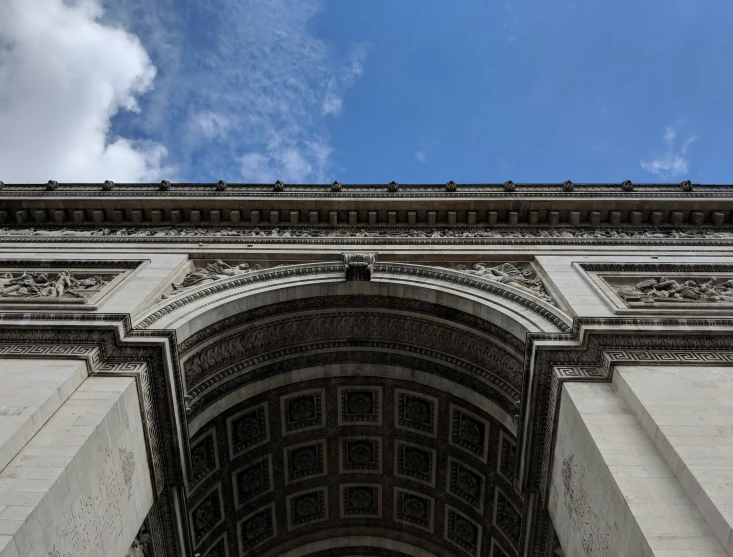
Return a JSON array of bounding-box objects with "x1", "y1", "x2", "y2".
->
[
  {"x1": 0, "y1": 270, "x2": 117, "y2": 299},
  {"x1": 169, "y1": 260, "x2": 261, "y2": 294},
  {"x1": 615, "y1": 276, "x2": 733, "y2": 305},
  {"x1": 580, "y1": 264, "x2": 733, "y2": 313},
  {"x1": 454, "y1": 262, "x2": 555, "y2": 305},
  {"x1": 3, "y1": 225, "x2": 733, "y2": 241}
]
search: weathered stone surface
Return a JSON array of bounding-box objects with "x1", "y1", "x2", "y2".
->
[{"x1": 0, "y1": 183, "x2": 732, "y2": 557}]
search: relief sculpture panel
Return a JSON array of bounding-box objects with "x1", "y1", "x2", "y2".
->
[
  {"x1": 578, "y1": 263, "x2": 733, "y2": 314},
  {"x1": 0, "y1": 260, "x2": 139, "y2": 308}
]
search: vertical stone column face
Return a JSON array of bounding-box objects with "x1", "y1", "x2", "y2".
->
[
  {"x1": 615, "y1": 366, "x2": 733, "y2": 556},
  {"x1": 550, "y1": 379, "x2": 726, "y2": 557},
  {"x1": 0, "y1": 374, "x2": 154, "y2": 557}
]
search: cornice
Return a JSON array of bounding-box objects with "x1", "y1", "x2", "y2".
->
[
  {"x1": 2, "y1": 181, "x2": 733, "y2": 236},
  {"x1": 0, "y1": 181, "x2": 730, "y2": 196}
]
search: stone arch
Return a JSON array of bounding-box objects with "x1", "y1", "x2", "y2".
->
[{"x1": 162, "y1": 265, "x2": 568, "y2": 557}]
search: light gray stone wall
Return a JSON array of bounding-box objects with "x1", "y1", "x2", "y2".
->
[
  {"x1": 0, "y1": 360, "x2": 87, "y2": 475},
  {"x1": 549, "y1": 380, "x2": 725, "y2": 556},
  {"x1": 615, "y1": 365, "x2": 733, "y2": 556},
  {"x1": 0, "y1": 375, "x2": 153, "y2": 557}
]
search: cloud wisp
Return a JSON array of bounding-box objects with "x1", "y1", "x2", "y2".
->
[
  {"x1": 640, "y1": 122, "x2": 699, "y2": 179},
  {"x1": 0, "y1": 0, "x2": 168, "y2": 183},
  {"x1": 106, "y1": 0, "x2": 368, "y2": 183}
]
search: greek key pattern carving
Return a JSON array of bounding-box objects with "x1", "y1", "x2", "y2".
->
[{"x1": 0, "y1": 343, "x2": 100, "y2": 363}]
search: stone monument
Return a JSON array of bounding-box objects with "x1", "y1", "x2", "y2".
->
[{"x1": 0, "y1": 180, "x2": 730, "y2": 557}]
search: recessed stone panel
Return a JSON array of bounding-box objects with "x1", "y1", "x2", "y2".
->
[
  {"x1": 337, "y1": 385, "x2": 382, "y2": 425},
  {"x1": 394, "y1": 487, "x2": 434, "y2": 533},
  {"x1": 202, "y1": 533, "x2": 229, "y2": 557},
  {"x1": 286, "y1": 487, "x2": 328, "y2": 530},
  {"x1": 284, "y1": 439, "x2": 327, "y2": 484},
  {"x1": 232, "y1": 454, "x2": 273, "y2": 509},
  {"x1": 395, "y1": 389, "x2": 438, "y2": 438},
  {"x1": 340, "y1": 436, "x2": 382, "y2": 473},
  {"x1": 190, "y1": 484, "x2": 225, "y2": 548},
  {"x1": 237, "y1": 503, "x2": 276, "y2": 555},
  {"x1": 190, "y1": 428, "x2": 219, "y2": 490},
  {"x1": 280, "y1": 389, "x2": 326, "y2": 435},
  {"x1": 449, "y1": 404, "x2": 489, "y2": 463},
  {"x1": 227, "y1": 402, "x2": 269, "y2": 459},
  {"x1": 447, "y1": 456, "x2": 485, "y2": 513},
  {"x1": 497, "y1": 431, "x2": 517, "y2": 484},
  {"x1": 445, "y1": 505, "x2": 482, "y2": 557},
  {"x1": 395, "y1": 440, "x2": 436, "y2": 487},
  {"x1": 340, "y1": 484, "x2": 381, "y2": 518},
  {"x1": 489, "y1": 538, "x2": 511, "y2": 557},
  {"x1": 493, "y1": 488, "x2": 522, "y2": 551}
]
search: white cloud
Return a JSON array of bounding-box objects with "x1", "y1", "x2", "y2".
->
[
  {"x1": 640, "y1": 121, "x2": 698, "y2": 178},
  {"x1": 414, "y1": 150, "x2": 428, "y2": 163},
  {"x1": 0, "y1": 0, "x2": 168, "y2": 183}
]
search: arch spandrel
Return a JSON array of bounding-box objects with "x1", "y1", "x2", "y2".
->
[
  {"x1": 172, "y1": 262, "x2": 555, "y2": 557},
  {"x1": 135, "y1": 261, "x2": 571, "y2": 339}
]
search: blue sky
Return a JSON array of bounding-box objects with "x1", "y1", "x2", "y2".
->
[{"x1": 1, "y1": 0, "x2": 731, "y2": 183}]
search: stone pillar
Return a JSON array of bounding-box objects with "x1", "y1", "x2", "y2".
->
[
  {"x1": 549, "y1": 364, "x2": 733, "y2": 556},
  {"x1": 0, "y1": 360, "x2": 153, "y2": 557}
]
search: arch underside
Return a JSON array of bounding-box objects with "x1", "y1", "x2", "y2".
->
[{"x1": 181, "y1": 293, "x2": 532, "y2": 557}]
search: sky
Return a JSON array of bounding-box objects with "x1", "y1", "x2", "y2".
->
[{"x1": 0, "y1": 0, "x2": 731, "y2": 184}]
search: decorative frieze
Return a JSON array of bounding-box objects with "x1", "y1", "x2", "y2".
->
[{"x1": 3, "y1": 225, "x2": 733, "y2": 242}]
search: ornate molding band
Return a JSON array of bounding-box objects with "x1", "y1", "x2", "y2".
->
[
  {"x1": 2, "y1": 226, "x2": 733, "y2": 246},
  {"x1": 139, "y1": 262, "x2": 570, "y2": 333}
]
